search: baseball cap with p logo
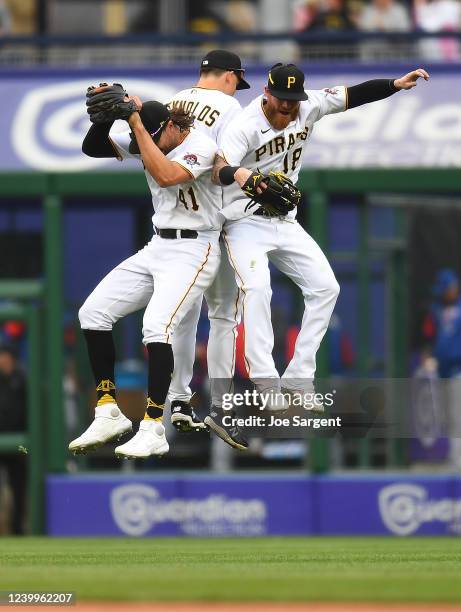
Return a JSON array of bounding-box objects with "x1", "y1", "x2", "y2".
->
[{"x1": 267, "y1": 63, "x2": 308, "y2": 101}]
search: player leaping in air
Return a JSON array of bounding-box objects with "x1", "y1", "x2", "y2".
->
[
  {"x1": 70, "y1": 94, "x2": 222, "y2": 459},
  {"x1": 165, "y1": 50, "x2": 249, "y2": 444},
  {"x1": 206, "y1": 63, "x2": 429, "y2": 447},
  {"x1": 72, "y1": 50, "x2": 251, "y2": 454}
]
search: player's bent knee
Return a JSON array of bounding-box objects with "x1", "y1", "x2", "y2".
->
[
  {"x1": 78, "y1": 300, "x2": 114, "y2": 331},
  {"x1": 323, "y1": 279, "x2": 340, "y2": 303},
  {"x1": 328, "y1": 277, "x2": 340, "y2": 300},
  {"x1": 143, "y1": 331, "x2": 169, "y2": 345},
  {"x1": 306, "y1": 273, "x2": 340, "y2": 302}
]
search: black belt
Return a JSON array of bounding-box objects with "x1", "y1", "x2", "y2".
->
[{"x1": 155, "y1": 227, "x2": 198, "y2": 239}]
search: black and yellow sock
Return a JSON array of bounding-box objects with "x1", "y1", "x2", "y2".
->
[
  {"x1": 144, "y1": 342, "x2": 174, "y2": 422},
  {"x1": 144, "y1": 397, "x2": 164, "y2": 421},
  {"x1": 96, "y1": 379, "x2": 116, "y2": 406},
  {"x1": 83, "y1": 329, "x2": 117, "y2": 406}
]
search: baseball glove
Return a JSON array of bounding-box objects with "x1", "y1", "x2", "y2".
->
[
  {"x1": 86, "y1": 82, "x2": 138, "y2": 124},
  {"x1": 242, "y1": 170, "x2": 301, "y2": 217}
]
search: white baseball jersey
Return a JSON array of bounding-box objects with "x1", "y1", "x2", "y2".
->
[
  {"x1": 168, "y1": 87, "x2": 242, "y2": 146},
  {"x1": 219, "y1": 86, "x2": 347, "y2": 221},
  {"x1": 111, "y1": 129, "x2": 222, "y2": 231}
]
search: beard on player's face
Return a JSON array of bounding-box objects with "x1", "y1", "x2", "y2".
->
[{"x1": 263, "y1": 90, "x2": 300, "y2": 130}]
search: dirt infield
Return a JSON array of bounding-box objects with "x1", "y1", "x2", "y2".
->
[{"x1": 15, "y1": 604, "x2": 461, "y2": 612}]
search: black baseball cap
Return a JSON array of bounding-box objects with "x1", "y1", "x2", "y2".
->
[
  {"x1": 200, "y1": 49, "x2": 250, "y2": 90},
  {"x1": 129, "y1": 101, "x2": 170, "y2": 153},
  {"x1": 267, "y1": 63, "x2": 308, "y2": 101}
]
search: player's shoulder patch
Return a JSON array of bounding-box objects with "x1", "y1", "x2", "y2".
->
[{"x1": 183, "y1": 152, "x2": 200, "y2": 168}]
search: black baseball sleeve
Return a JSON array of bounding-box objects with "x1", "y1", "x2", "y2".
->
[
  {"x1": 82, "y1": 121, "x2": 118, "y2": 158},
  {"x1": 347, "y1": 79, "x2": 399, "y2": 110}
]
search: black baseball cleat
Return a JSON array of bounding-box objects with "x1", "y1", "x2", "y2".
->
[
  {"x1": 170, "y1": 400, "x2": 208, "y2": 433},
  {"x1": 204, "y1": 406, "x2": 249, "y2": 451}
]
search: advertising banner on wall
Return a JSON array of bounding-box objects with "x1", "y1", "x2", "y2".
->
[
  {"x1": 47, "y1": 473, "x2": 461, "y2": 537},
  {"x1": 47, "y1": 474, "x2": 313, "y2": 537},
  {"x1": 2, "y1": 66, "x2": 461, "y2": 171}
]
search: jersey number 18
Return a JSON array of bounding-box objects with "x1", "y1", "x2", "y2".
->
[{"x1": 283, "y1": 147, "x2": 303, "y2": 174}]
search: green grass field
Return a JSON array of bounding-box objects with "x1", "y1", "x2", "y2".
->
[{"x1": 1, "y1": 537, "x2": 461, "y2": 603}]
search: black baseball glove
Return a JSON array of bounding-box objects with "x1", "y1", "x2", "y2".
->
[
  {"x1": 86, "y1": 82, "x2": 138, "y2": 124},
  {"x1": 242, "y1": 170, "x2": 301, "y2": 217}
]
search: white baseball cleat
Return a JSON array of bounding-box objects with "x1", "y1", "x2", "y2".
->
[
  {"x1": 114, "y1": 420, "x2": 169, "y2": 459},
  {"x1": 68, "y1": 403, "x2": 132, "y2": 454}
]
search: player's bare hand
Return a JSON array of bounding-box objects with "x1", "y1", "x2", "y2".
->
[
  {"x1": 235, "y1": 168, "x2": 252, "y2": 187},
  {"x1": 235, "y1": 168, "x2": 267, "y2": 192},
  {"x1": 126, "y1": 95, "x2": 143, "y2": 110},
  {"x1": 394, "y1": 69, "x2": 429, "y2": 90}
]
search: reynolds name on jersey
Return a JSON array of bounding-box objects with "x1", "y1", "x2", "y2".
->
[{"x1": 168, "y1": 97, "x2": 221, "y2": 129}]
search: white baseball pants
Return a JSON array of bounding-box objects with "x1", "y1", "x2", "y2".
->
[
  {"x1": 222, "y1": 216, "x2": 340, "y2": 382},
  {"x1": 79, "y1": 231, "x2": 220, "y2": 347},
  {"x1": 167, "y1": 239, "x2": 242, "y2": 402}
]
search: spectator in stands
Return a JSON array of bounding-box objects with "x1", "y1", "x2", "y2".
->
[
  {"x1": 5, "y1": 0, "x2": 35, "y2": 34},
  {"x1": 296, "y1": 0, "x2": 357, "y2": 59},
  {"x1": 0, "y1": 0, "x2": 11, "y2": 35},
  {"x1": 414, "y1": 0, "x2": 461, "y2": 60},
  {"x1": 225, "y1": 1, "x2": 257, "y2": 32},
  {"x1": 130, "y1": 1, "x2": 159, "y2": 33},
  {"x1": 293, "y1": 0, "x2": 318, "y2": 31},
  {"x1": 307, "y1": 0, "x2": 356, "y2": 31},
  {"x1": 188, "y1": 0, "x2": 223, "y2": 33},
  {"x1": 358, "y1": 0, "x2": 411, "y2": 59},
  {"x1": 188, "y1": 0, "x2": 257, "y2": 34},
  {"x1": 359, "y1": 0, "x2": 411, "y2": 31},
  {"x1": 0, "y1": 344, "x2": 27, "y2": 535},
  {"x1": 423, "y1": 269, "x2": 461, "y2": 467},
  {"x1": 423, "y1": 269, "x2": 461, "y2": 379}
]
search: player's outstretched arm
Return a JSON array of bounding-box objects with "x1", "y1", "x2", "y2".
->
[
  {"x1": 128, "y1": 112, "x2": 191, "y2": 187},
  {"x1": 82, "y1": 122, "x2": 119, "y2": 158},
  {"x1": 347, "y1": 68, "x2": 429, "y2": 109}
]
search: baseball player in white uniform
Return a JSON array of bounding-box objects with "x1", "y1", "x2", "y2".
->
[
  {"x1": 206, "y1": 62, "x2": 429, "y2": 446},
  {"x1": 164, "y1": 50, "x2": 250, "y2": 436},
  {"x1": 70, "y1": 101, "x2": 223, "y2": 458}
]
